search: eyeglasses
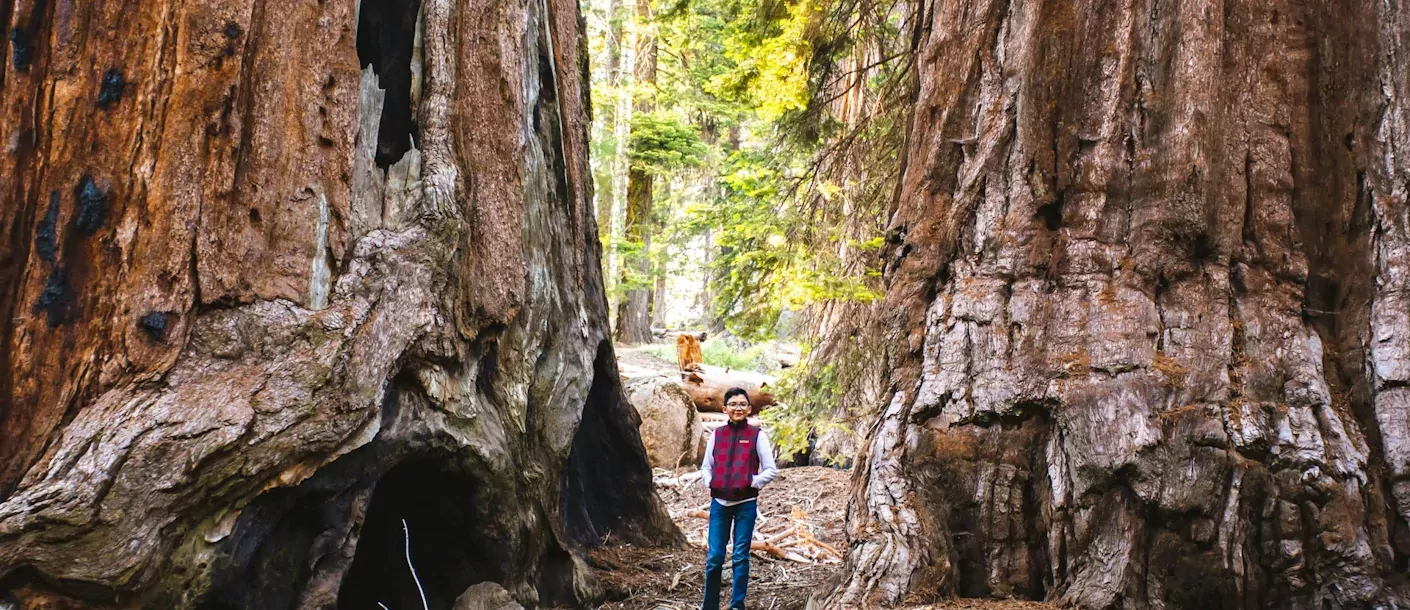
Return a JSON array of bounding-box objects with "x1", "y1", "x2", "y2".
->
[{"x1": 725, "y1": 402, "x2": 750, "y2": 409}]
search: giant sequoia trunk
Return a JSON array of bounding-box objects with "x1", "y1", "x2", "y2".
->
[
  {"x1": 830, "y1": 0, "x2": 1410, "y2": 608},
  {"x1": 0, "y1": 0, "x2": 676, "y2": 608}
]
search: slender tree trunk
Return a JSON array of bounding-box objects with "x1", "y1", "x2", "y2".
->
[
  {"x1": 617, "y1": 166, "x2": 653, "y2": 343},
  {"x1": 614, "y1": 0, "x2": 656, "y2": 344},
  {"x1": 652, "y1": 253, "x2": 668, "y2": 328},
  {"x1": 828, "y1": 0, "x2": 1410, "y2": 608},
  {"x1": 0, "y1": 0, "x2": 677, "y2": 607},
  {"x1": 649, "y1": 179, "x2": 670, "y2": 329},
  {"x1": 596, "y1": 0, "x2": 624, "y2": 296},
  {"x1": 696, "y1": 233, "x2": 713, "y2": 327},
  {"x1": 699, "y1": 126, "x2": 742, "y2": 334}
]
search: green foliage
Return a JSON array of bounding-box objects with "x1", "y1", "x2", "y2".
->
[
  {"x1": 701, "y1": 339, "x2": 775, "y2": 373},
  {"x1": 674, "y1": 147, "x2": 882, "y2": 339},
  {"x1": 638, "y1": 343, "x2": 677, "y2": 363},
  {"x1": 695, "y1": 0, "x2": 819, "y2": 122},
  {"x1": 763, "y1": 330, "x2": 884, "y2": 464},
  {"x1": 762, "y1": 354, "x2": 844, "y2": 460},
  {"x1": 608, "y1": 238, "x2": 652, "y2": 299},
  {"x1": 627, "y1": 113, "x2": 708, "y2": 173},
  {"x1": 588, "y1": 0, "x2": 911, "y2": 339},
  {"x1": 699, "y1": 151, "x2": 795, "y2": 339},
  {"x1": 586, "y1": 0, "x2": 914, "y2": 467},
  {"x1": 760, "y1": 404, "x2": 821, "y2": 462}
]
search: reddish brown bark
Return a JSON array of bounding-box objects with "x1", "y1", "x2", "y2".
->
[
  {"x1": 830, "y1": 0, "x2": 1410, "y2": 608},
  {"x1": 0, "y1": 0, "x2": 675, "y2": 607}
]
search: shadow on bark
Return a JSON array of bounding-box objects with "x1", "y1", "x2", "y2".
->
[{"x1": 560, "y1": 340, "x2": 683, "y2": 548}]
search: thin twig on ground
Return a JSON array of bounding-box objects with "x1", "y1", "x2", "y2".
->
[{"x1": 403, "y1": 518, "x2": 430, "y2": 610}]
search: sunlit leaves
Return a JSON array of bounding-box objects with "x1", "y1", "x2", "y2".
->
[
  {"x1": 705, "y1": 0, "x2": 819, "y2": 122},
  {"x1": 627, "y1": 113, "x2": 708, "y2": 173},
  {"x1": 587, "y1": 0, "x2": 906, "y2": 339}
]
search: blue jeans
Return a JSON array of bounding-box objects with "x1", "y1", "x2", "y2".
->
[{"x1": 702, "y1": 499, "x2": 758, "y2": 610}]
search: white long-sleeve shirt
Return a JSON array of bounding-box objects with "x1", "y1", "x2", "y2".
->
[{"x1": 699, "y1": 425, "x2": 779, "y2": 506}]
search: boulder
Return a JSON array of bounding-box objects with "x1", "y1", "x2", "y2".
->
[
  {"x1": 453, "y1": 582, "x2": 524, "y2": 610},
  {"x1": 627, "y1": 376, "x2": 706, "y2": 468}
]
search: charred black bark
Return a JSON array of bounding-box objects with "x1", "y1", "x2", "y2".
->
[
  {"x1": 560, "y1": 341, "x2": 682, "y2": 548},
  {"x1": 356, "y1": 0, "x2": 421, "y2": 169}
]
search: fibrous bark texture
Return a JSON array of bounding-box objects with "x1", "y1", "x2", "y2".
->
[
  {"x1": 0, "y1": 0, "x2": 676, "y2": 608},
  {"x1": 830, "y1": 0, "x2": 1410, "y2": 608}
]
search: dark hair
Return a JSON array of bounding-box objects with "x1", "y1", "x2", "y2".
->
[{"x1": 723, "y1": 387, "x2": 750, "y2": 407}]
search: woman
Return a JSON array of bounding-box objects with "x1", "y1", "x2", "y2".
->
[{"x1": 698, "y1": 387, "x2": 779, "y2": 610}]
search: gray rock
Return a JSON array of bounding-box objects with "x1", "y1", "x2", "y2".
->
[
  {"x1": 628, "y1": 376, "x2": 706, "y2": 468},
  {"x1": 453, "y1": 582, "x2": 525, "y2": 610}
]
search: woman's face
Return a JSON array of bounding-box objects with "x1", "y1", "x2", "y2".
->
[{"x1": 724, "y1": 395, "x2": 751, "y2": 422}]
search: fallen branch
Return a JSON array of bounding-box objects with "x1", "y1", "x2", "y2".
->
[
  {"x1": 403, "y1": 519, "x2": 430, "y2": 610},
  {"x1": 762, "y1": 528, "x2": 795, "y2": 545},
  {"x1": 806, "y1": 537, "x2": 843, "y2": 559},
  {"x1": 654, "y1": 470, "x2": 704, "y2": 489},
  {"x1": 749, "y1": 541, "x2": 787, "y2": 559},
  {"x1": 751, "y1": 540, "x2": 813, "y2": 563}
]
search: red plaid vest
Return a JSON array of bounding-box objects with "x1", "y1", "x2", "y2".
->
[{"x1": 710, "y1": 422, "x2": 761, "y2": 501}]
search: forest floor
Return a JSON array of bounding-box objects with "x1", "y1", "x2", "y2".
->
[
  {"x1": 587, "y1": 466, "x2": 1059, "y2": 610},
  {"x1": 590, "y1": 465, "x2": 848, "y2": 610},
  {"x1": 614, "y1": 345, "x2": 679, "y2": 376},
  {"x1": 596, "y1": 343, "x2": 1058, "y2": 609}
]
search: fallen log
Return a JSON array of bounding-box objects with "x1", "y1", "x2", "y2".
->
[{"x1": 680, "y1": 370, "x2": 776, "y2": 413}]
